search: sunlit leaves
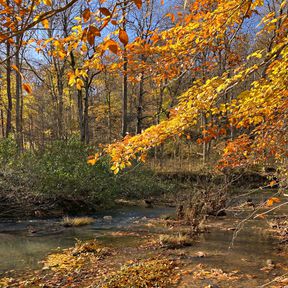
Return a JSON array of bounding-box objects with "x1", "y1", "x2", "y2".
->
[
  {"x1": 43, "y1": 0, "x2": 53, "y2": 6},
  {"x1": 22, "y1": 83, "x2": 32, "y2": 94},
  {"x1": 85, "y1": 25, "x2": 101, "y2": 46},
  {"x1": 103, "y1": 39, "x2": 119, "y2": 54},
  {"x1": 68, "y1": 69, "x2": 89, "y2": 90},
  {"x1": 83, "y1": 8, "x2": 91, "y2": 23},
  {"x1": 14, "y1": 0, "x2": 22, "y2": 6},
  {"x1": 2, "y1": 0, "x2": 285, "y2": 184},
  {"x1": 87, "y1": 153, "x2": 100, "y2": 166},
  {"x1": 266, "y1": 197, "x2": 281, "y2": 207},
  {"x1": 119, "y1": 29, "x2": 129, "y2": 46},
  {"x1": 11, "y1": 64, "x2": 20, "y2": 73},
  {"x1": 132, "y1": 0, "x2": 142, "y2": 9},
  {"x1": 41, "y1": 19, "x2": 49, "y2": 29},
  {"x1": 247, "y1": 50, "x2": 263, "y2": 60},
  {"x1": 99, "y1": 33, "x2": 288, "y2": 174},
  {"x1": 99, "y1": 7, "x2": 111, "y2": 17}
]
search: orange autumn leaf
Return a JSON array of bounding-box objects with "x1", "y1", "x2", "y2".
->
[
  {"x1": 11, "y1": 64, "x2": 20, "y2": 73},
  {"x1": 87, "y1": 153, "x2": 100, "y2": 166},
  {"x1": 119, "y1": 29, "x2": 129, "y2": 46},
  {"x1": 266, "y1": 197, "x2": 281, "y2": 207},
  {"x1": 87, "y1": 158, "x2": 96, "y2": 165},
  {"x1": 104, "y1": 39, "x2": 119, "y2": 54},
  {"x1": 99, "y1": 7, "x2": 111, "y2": 17},
  {"x1": 132, "y1": 0, "x2": 142, "y2": 9},
  {"x1": 269, "y1": 180, "x2": 277, "y2": 187},
  {"x1": 22, "y1": 83, "x2": 32, "y2": 94},
  {"x1": 14, "y1": 0, "x2": 22, "y2": 6},
  {"x1": 266, "y1": 199, "x2": 274, "y2": 207},
  {"x1": 83, "y1": 8, "x2": 91, "y2": 23},
  {"x1": 86, "y1": 25, "x2": 101, "y2": 46},
  {"x1": 270, "y1": 197, "x2": 281, "y2": 203}
]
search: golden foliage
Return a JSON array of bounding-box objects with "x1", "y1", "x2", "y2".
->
[{"x1": 100, "y1": 258, "x2": 176, "y2": 288}]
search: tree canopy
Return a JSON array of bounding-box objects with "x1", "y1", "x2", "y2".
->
[{"x1": 0, "y1": 0, "x2": 287, "y2": 185}]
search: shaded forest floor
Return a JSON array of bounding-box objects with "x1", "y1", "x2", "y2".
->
[{"x1": 1, "y1": 204, "x2": 287, "y2": 288}]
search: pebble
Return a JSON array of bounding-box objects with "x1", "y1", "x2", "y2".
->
[
  {"x1": 196, "y1": 251, "x2": 206, "y2": 258},
  {"x1": 266, "y1": 259, "x2": 274, "y2": 266}
]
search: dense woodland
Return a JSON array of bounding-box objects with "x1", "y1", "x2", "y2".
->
[
  {"x1": 0, "y1": 0, "x2": 287, "y2": 286},
  {"x1": 0, "y1": 0, "x2": 287, "y2": 209},
  {"x1": 0, "y1": 0, "x2": 286, "y2": 204}
]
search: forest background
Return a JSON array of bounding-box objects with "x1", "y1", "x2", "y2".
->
[{"x1": 0, "y1": 0, "x2": 287, "y2": 217}]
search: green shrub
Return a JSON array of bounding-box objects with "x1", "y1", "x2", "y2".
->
[
  {"x1": 0, "y1": 137, "x2": 17, "y2": 166},
  {"x1": 0, "y1": 138, "x2": 171, "y2": 213},
  {"x1": 115, "y1": 166, "x2": 170, "y2": 200}
]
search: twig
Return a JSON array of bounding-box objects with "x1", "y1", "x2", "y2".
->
[
  {"x1": 229, "y1": 190, "x2": 285, "y2": 247},
  {"x1": 254, "y1": 201, "x2": 288, "y2": 219},
  {"x1": 258, "y1": 272, "x2": 288, "y2": 288}
]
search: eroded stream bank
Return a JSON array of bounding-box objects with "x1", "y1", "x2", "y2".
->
[{"x1": 0, "y1": 199, "x2": 287, "y2": 287}]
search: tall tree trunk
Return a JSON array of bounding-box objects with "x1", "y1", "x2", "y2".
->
[
  {"x1": 121, "y1": 1, "x2": 128, "y2": 138},
  {"x1": 157, "y1": 81, "x2": 165, "y2": 124},
  {"x1": 84, "y1": 79, "x2": 89, "y2": 144},
  {"x1": 77, "y1": 89, "x2": 85, "y2": 142},
  {"x1": 15, "y1": 34, "x2": 23, "y2": 152},
  {"x1": 6, "y1": 40, "x2": 12, "y2": 138},
  {"x1": 105, "y1": 71, "x2": 112, "y2": 143},
  {"x1": 202, "y1": 112, "x2": 207, "y2": 164},
  {"x1": 70, "y1": 52, "x2": 85, "y2": 142},
  {"x1": 0, "y1": 83, "x2": 5, "y2": 138},
  {"x1": 57, "y1": 75, "x2": 64, "y2": 139},
  {"x1": 107, "y1": 91, "x2": 112, "y2": 143},
  {"x1": 136, "y1": 68, "x2": 144, "y2": 134},
  {"x1": 122, "y1": 50, "x2": 128, "y2": 137},
  {"x1": 0, "y1": 108, "x2": 4, "y2": 138}
]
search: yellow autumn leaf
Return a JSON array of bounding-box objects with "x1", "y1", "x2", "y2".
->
[
  {"x1": 43, "y1": 0, "x2": 52, "y2": 6},
  {"x1": 76, "y1": 78, "x2": 84, "y2": 90},
  {"x1": 42, "y1": 19, "x2": 49, "y2": 29},
  {"x1": 87, "y1": 158, "x2": 96, "y2": 165}
]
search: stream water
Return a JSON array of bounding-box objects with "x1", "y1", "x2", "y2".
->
[
  {"x1": 0, "y1": 207, "x2": 174, "y2": 274},
  {"x1": 179, "y1": 214, "x2": 287, "y2": 287},
  {"x1": 0, "y1": 203, "x2": 287, "y2": 286}
]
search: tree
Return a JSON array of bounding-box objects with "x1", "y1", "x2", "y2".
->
[{"x1": 89, "y1": 0, "x2": 287, "y2": 188}]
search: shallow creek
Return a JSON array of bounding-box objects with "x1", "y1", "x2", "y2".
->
[
  {"x1": 0, "y1": 203, "x2": 287, "y2": 287},
  {"x1": 0, "y1": 207, "x2": 174, "y2": 274}
]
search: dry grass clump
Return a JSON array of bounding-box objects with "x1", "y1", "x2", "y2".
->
[
  {"x1": 61, "y1": 216, "x2": 94, "y2": 227},
  {"x1": 159, "y1": 233, "x2": 192, "y2": 249}
]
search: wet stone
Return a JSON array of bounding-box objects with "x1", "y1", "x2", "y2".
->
[{"x1": 196, "y1": 251, "x2": 206, "y2": 258}]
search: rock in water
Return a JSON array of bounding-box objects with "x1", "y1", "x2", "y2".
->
[
  {"x1": 196, "y1": 251, "x2": 206, "y2": 258},
  {"x1": 144, "y1": 199, "x2": 153, "y2": 208}
]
